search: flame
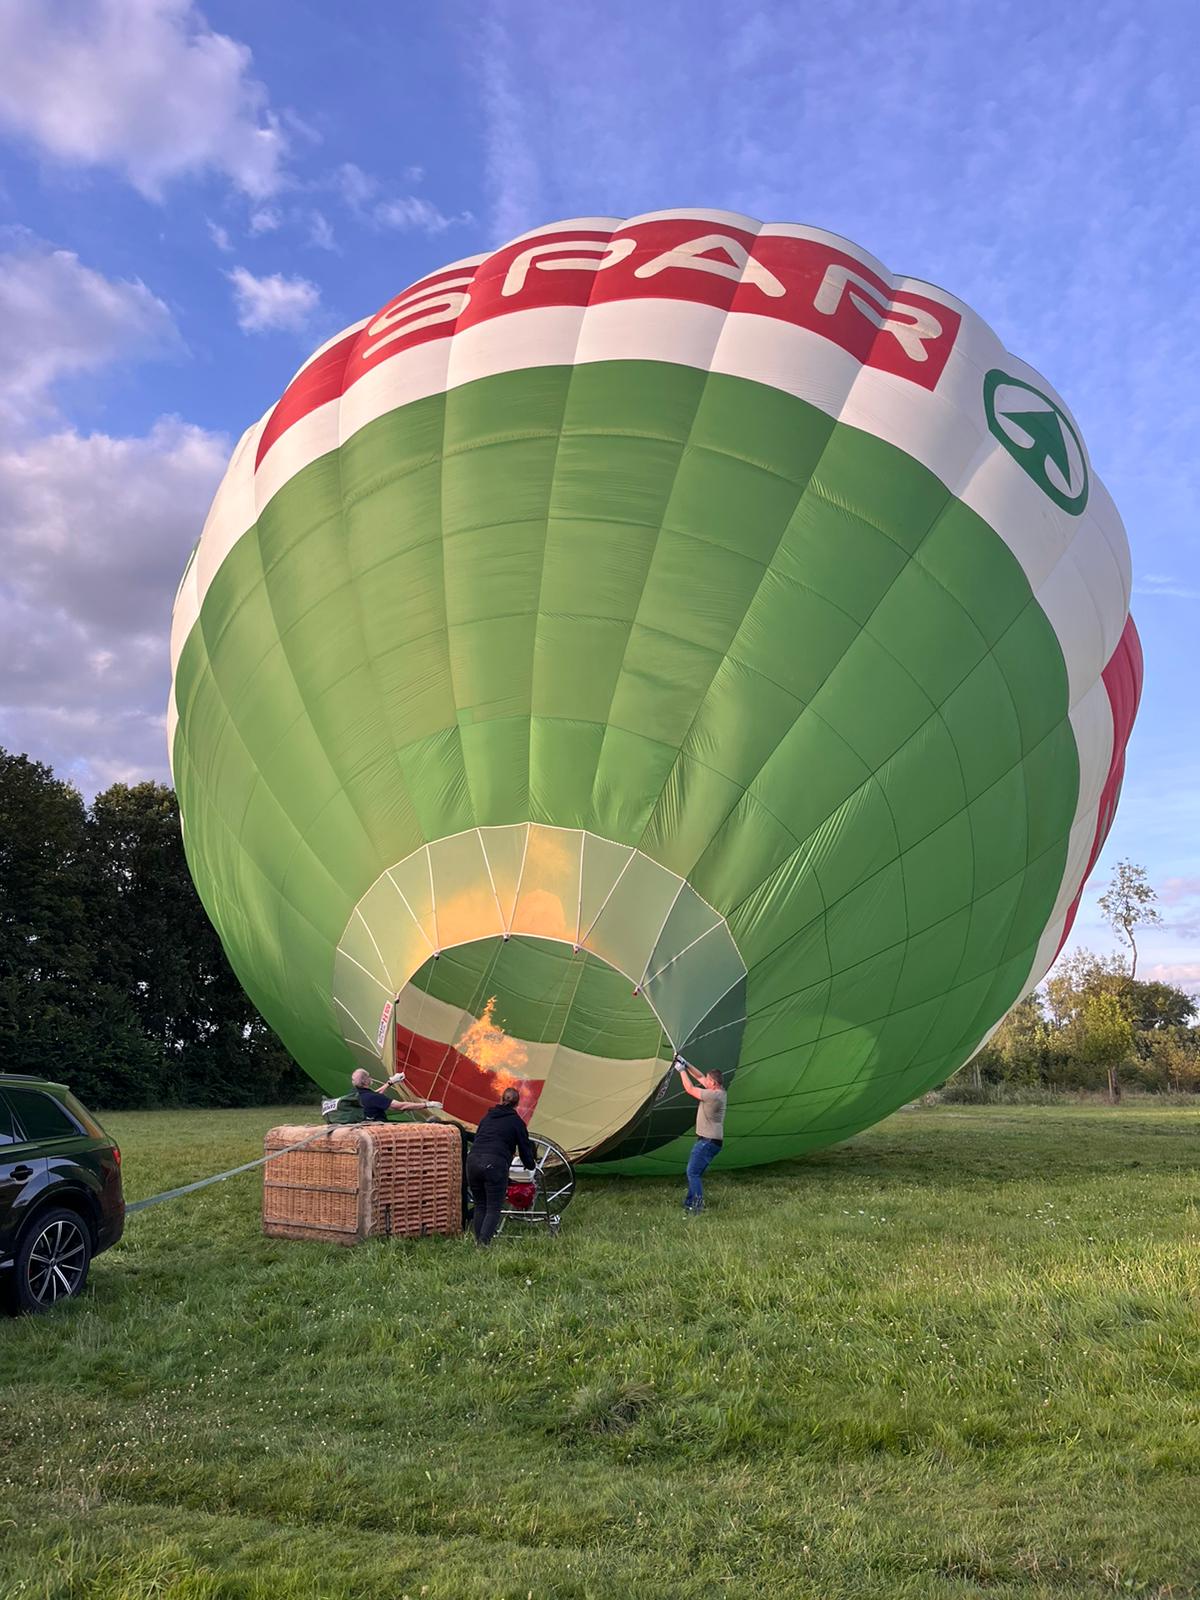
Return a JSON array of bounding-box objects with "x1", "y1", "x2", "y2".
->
[
  {"x1": 525, "y1": 825, "x2": 578, "y2": 877},
  {"x1": 435, "y1": 885, "x2": 505, "y2": 949},
  {"x1": 455, "y1": 995, "x2": 529, "y2": 1081}
]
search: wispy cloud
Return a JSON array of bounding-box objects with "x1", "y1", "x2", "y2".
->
[
  {"x1": 334, "y1": 161, "x2": 378, "y2": 212},
  {"x1": 226, "y1": 265, "x2": 320, "y2": 333},
  {"x1": 1145, "y1": 962, "x2": 1200, "y2": 995},
  {"x1": 474, "y1": 3, "x2": 548, "y2": 241},
  {"x1": 1156, "y1": 875, "x2": 1200, "y2": 943},
  {"x1": 1134, "y1": 574, "x2": 1200, "y2": 601},
  {"x1": 1161, "y1": 878, "x2": 1200, "y2": 907},
  {"x1": 308, "y1": 210, "x2": 337, "y2": 252},
  {"x1": 467, "y1": 0, "x2": 1200, "y2": 552},
  {"x1": 206, "y1": 219, "x2": 233, "y2": 253},
  {"x1": 374, "y1": 195, "x2": 473, "y2": 234},
  {"x1": 0, "y1": 0, "x2": 288, "y2": 199},
  {"x1": 333, "y1": 161, "x2": 472, "y2": 235}
]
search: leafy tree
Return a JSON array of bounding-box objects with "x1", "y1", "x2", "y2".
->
[
  {"x1": 87, "y1": 781, "x2": 309, "y2": 1107},
  {"x1": 1118, "y1": 979, "x2": 1196, "y2": 1034},
  {"x1": 947, "y1": 942, "x2": 1199, "y2": 1102},
  {"x1": 1098, "y1": 859, "x2": 1162, "y2": 980},
  {"x1": 0, "y1": 749, "x2": 308, "y2": 1109},
  {"x1": 0, "y1": 751, "x2": 88, "y2": 988},
  {"x1": 0, "y1": 751, "x2": 134, "y2": 1086},
  {"x1": 1043, "y1": 949, "x2": 1127, "y2": 1028},
  {"x1": 972, "y1": 994, "x2": 1048, "y2": 1087},
  {"x1": 1141, "y1": 1028, "x2": 1200, "y2": 1094},
  {"x1": 1064, "y1": 988, "x2": 1135, "y2": 1102},
  {"x1": 1041, "y1": 946, "x2": 1195, "y2": 1099},
  {"x1": 1045, "y1": 947, "x2": 1193, "y2": 1042},
  {"x1": 89, "y1": 782, "x2": 199, "y2": 1051}
]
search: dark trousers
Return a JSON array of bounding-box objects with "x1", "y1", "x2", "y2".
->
[
  {"x1": 457, "y1": 1126, "x2": 473, "y2": 1227},
  {"x1": 467, "y1": 1155, "x2": 508, "y2": 1246}
]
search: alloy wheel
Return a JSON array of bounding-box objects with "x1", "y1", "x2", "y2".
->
[{"x1": 25, "y1": 1217, "x2": 88, "y2": 1306}]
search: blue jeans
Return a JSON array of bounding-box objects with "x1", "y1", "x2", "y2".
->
[{"x1": 684, "y1": 1137, "x2": 723, "y2": 1210}]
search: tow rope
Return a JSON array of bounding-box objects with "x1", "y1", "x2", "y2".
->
[{"x1": 125, "y1": 1128, "x2": 333, "y2": 1215}]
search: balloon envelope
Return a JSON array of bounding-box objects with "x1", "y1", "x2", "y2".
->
[{"x1": 170, "y1": 212, "x2": 1140, "y2": 1171}]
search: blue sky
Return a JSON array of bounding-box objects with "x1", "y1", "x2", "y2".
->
[{"x1": 0, "y1": 0, "x2": 1196, "y2": 988}]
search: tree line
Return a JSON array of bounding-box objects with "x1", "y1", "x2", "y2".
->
[
  {"x1": 2, "y1": 745, "x2": 1195, "y2": 1111},
  {"x1": 954, "y1": 862, "x2": 1198, "y2": 1100},
  {"x1": 959, "y1": 950, "x2": 1199, "y2": 1101},
  {"x1": 0, "y1": 748, "x2": 307, "y2": 1109}
]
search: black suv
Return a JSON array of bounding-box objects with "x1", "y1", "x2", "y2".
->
[{"x1": 0, "y1": 1075, "x2": 124, "y2": 1313}]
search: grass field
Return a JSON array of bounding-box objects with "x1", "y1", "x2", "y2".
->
[{"x1": 2, "y1": 1103, "x2": 1198, "y2": 1599}]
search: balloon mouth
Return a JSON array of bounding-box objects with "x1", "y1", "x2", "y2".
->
[
  {"x1": 390, "y1": 937, "x2": 673, "y2": 1155},
  {"x1": 332, "y1": 824, "x2": 747, "y2": 1159}
]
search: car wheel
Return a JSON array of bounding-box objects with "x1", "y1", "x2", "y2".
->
[{"x1": 14, "y1": 1209, "x2": 92, "y2": 1313}]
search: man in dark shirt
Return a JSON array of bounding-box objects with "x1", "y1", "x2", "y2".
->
[
  {"x1": 466, "y1": 1086, "x2": 538, "y2": 1247},
  {"x1": 350, "y1": 1068, "x2": 427, "y2": 1123}
]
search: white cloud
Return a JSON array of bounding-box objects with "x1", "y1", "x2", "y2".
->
[
  {"x1": 0, "y1": 0, "x2": 287, "y2": 199},
  {"x1": 206, "y1": 218, "x2": 233, "y2": 253},
  {"x1": 308, "y1": 211, "x2": 337, "y2": 252},
  {"x1": 334, "y1": 161, "x2": 378, "y2": 212},
  {"x1": 0, "y1": 416, "x2": 228, "y2": 791},
  {"x1": 333, "y1": 161, "x2": 471, "y2": 235},
  {"x1": 474, "y1": 5, "x2": 546, "y2": 241},
  {"x1": 1144, "y1": 963, "x2": 1200, "y2": 995},
  {"x1": 0, "y1": 231, "x2": 177, "y2": 422},
  {"x1": 0, "y1": 238, "x2": 225, "y2": 792},
  {"x1": 0, "y1": 418, "x2": 225, "y2": 635},
  {"x1": 1134, "y1": 574, "x2": 1200, "y2": 601},
  {"x1": 249, "y1": 206, "x2": 283, "y2": 235},
  {"x1": 373, "y1": 195, "x2": 473, "y2": 234},
  {"x1": 226, "y1": 265, "x2": 320, "y2": 333},
  {"x1": 1161, "y1": 877, "x2": 1200, "y2": 907}
]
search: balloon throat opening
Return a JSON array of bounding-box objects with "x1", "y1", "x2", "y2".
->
[
  {"x1": 391, "y1": 935, "x2": 673, "y2": 1156},
  {"x1": 332, "y1": 826, "x2": 748, "y2": 1157}
]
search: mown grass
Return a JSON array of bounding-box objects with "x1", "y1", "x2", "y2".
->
[{"x1": 2, "y1": 1103, "x2": 1198, "y2": 1598}]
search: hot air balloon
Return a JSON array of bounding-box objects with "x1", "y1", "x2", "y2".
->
[{"x1": 169, "y1": 211, "x2": 1140, "y2": 1172}]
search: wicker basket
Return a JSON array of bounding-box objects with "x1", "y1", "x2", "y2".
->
[{"x1": 262, "y1": 1122, "x2": 462, "y2": 1245}]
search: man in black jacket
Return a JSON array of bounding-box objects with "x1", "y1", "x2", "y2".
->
[{"x1": 467, "y1": 1086, "x2": 538, "y2": 1247}]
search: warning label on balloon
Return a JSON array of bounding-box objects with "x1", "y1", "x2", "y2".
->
[{"x1": 375, "y1": 1000, "x2": 394, "y2": 1051}]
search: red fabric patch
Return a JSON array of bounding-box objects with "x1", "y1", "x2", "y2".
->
[
  {"x1": 1054, "y1": 615, "x2": 1143, "y2": 957},
  {"x1": 255, "y1": 218, "x2": 963, "y2": 469},
  {"x1": 394, "y1": 1023, "x2": 544, "y2": 1128}
]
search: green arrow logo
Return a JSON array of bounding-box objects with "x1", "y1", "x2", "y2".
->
[{"x1": 984, "y1": 369, "x2": 1089, "y2": 515}]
